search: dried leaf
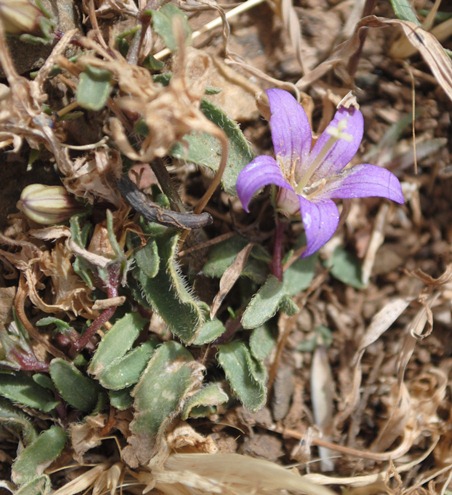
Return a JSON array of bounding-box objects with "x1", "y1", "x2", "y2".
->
[
  {"x1": 210, "y1": 243, "x2": 253, "y2": 318},
  {"x1": 311, "y1": 346, "x2": 335, "y2": 471},
  {"x1": 295, "y1": 15, "x2": 452, "y2": 101},
  {"x1": 158, "y1": 453, "x2": 336, "y2": 495},
  {"x1": 0, "y1": 287, "x2": 16, "y2": 329},
  {"x1": 385, "y1": 17, "x2": 452, "y2": 100}
]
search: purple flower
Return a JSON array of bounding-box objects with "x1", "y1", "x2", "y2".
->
[{"x1": 236, "y1": 89, "x2": 404, "y2": 257}]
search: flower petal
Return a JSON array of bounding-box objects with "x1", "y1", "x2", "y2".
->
[
  {"x1": 309, "y1": 106, "x2": 364, "y2": 181},
  {"x1": 236, "y1": 155, "x2": 293, "y2": 211},
  {"x1": 267, "y1": 88, "x2": 312, "y2": 176},
  {"x1": 320, "y1": 164, "x2": 405, "y2": 204},
  {"x1": 298, "y1": 196, "x2": 340, "y2": 257}
]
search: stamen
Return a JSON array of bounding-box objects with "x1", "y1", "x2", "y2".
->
[
  {"x1": 295, "y1": 117, "x2": 351, "y2": 194},
  {"x1": 302, "y1": 178, "x2": 327, "y2": 198}
]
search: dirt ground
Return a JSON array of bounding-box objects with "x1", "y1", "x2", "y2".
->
[{"x1": 0, "y1": 0, "x2": 451, "y2": 494}]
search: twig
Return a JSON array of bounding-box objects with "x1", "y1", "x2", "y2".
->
[{"x1": 117, "y1": 174, "x2": 212, "y2": 229}]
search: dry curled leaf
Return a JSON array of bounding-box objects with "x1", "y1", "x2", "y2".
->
[{"x1": 210, "y1": 243, "x2": 254, "y2": 318}]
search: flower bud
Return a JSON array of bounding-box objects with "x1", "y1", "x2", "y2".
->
[
  {"x1": 17, "y1": 184, "x2": 81, "y2": 225},
  {"x1": 0, "y1": 0, "x2": 42, "y2": 34}
]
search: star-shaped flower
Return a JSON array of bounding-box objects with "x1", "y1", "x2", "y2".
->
[{"x1": 236, "y1": 89, "x2": 404, "y2": 257}]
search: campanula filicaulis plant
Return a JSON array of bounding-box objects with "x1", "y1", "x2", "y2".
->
[{"x1": 236, "y1": 89, "x2": 404, "y2": 257}]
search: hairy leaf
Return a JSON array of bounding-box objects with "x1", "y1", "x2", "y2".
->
[
  {"x1": 49, "y1": 359, "x2": 99, "y2": 412},
  {"x1": 171, "y1": 100, "x2": 254, "y2": 195},
  {"x1": 327, "y1": 247, "x2": 365, "y2": 289},
  {"x1": 12, "y1": 426, "x2": 66, "y2": 485},
  {"x1": 124, "y1": 341, "x2": 202, "y2": 466},
  {"x1": 217, "y1": 341, "x2": 267, "y2": 411},
  {"x1": 89, "y1": 312, "x2": 147, "y2": 378},
  {"x1": 182, "y1": 383, "x2": 229, "y2": 419},
  {"x1": 99, "y1": 340, "x2": 157, "y2": 390},
  {"x1": 241, "y1": 276, "x2": 285, "y2": 330},
  {"x1": 0, "y1": 397, "x2": 36, "y2": 446},
  {"x1": 133, "y1": 234, "x2": 204, "y2": 344},
  {"x1": 0, "y1": 374, "x2": 58, "y2": 413}
]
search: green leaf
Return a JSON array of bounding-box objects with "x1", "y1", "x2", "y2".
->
[
  {"x1": 327, "y1": 246, "x2": 365, "y2": 289},
  {"x1": 241, "y1": 255, "x2": 314, "y2": 330},
  {"x1": 390, "y1": 0, "x2": 421, "y2": 25},
  {"x1": 203, "y1": 236, "x2": 248, "y2": 277},
  {"x1": 0, "y1": 374, "x2": 58, "y2": 413},
  {"x1": 171, "y1": 99, "x2": 254, "y2": 195},
  {"x1": 36, "y1": 317, "x2": 70, "y2": 331},
  {"x1": 182, "y1": 383, "x2": 229, "y2": 419},
  {"x1": 249, "y1": 322, "x2": 277, "y2": 361},
  {"x1": 109, "y1": 388, "x2": 133, "y2": 410},
  {"x1": 76, "y1": 65, "x2": 113, "y2": 111},
  {"x1": 192, "y1": 318, "x2": 225, "y2": 345},
  {"x1": 151, "y1": 4, "x2": 191, "y2": 51},
  {"x1": 125, "y1": 342, "x2": 201, "y2": 465},
  {"x1": 134, "y1": 239, "x2": 160, "y2": 279},
  {"x1": 12, "y1": 426, "x2": 66, "y2": 485},
  {"x1": 297, "y1": 325, "x2": 333, "y2": 352},
  {"x1": 133, "y1": 234, "x2": 204, "y2": 344},
  {"x1": 283, "y1": 254, "x2": 317, "y2": 296},
  {"x1": 280, "y1": 295, "x2": 299, "y2": 316},
  {"x1": 241, "y1": 275, "x2": 285, "y2": 329},
  {"x1": 203, "y1": 235, "x2": 268, "y2": 284},
  {"x1": 15, "y1": 476, "x2": 51, "y2": 495},
  {"x1": 70, "y1": 216, "x2": 94, "y2": 289},
  {"x1": 88, "y1": 312, "x2": 147, "y2": 378},
  {"x1": 217, "y1": 341, "x2": 267, "y2": 411},
  {"x1": 99, "y1": 340, "x2": 157, "y2": 390},
  {"x1": 49, "y1": 359, "x2": 99, "y2": 412},
  {"x1": 0, "y1": 397, "x2": 37, "y2": 446},
  {"x1": 32, "y1": 373, "x2": 55, "y2": 392}
]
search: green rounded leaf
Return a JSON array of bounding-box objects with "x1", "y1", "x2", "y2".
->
[
  {"x1": 132, "y1": 234, "x2": 204, "y2": 344},
  {"x1": 109, "y1": 388, "x2": 133, "y2": 410},
  {"x1": 12, "y1": 426, "x2": 66, "y2": 485},
  {"x1": 182, "y1": 383, "x2": 229, "y2": 419},
  {"x1": 171, "y1": 100, "x2": 254, "y2": 195},
  {"x1": 151, "y1": 4, "x2": 191, "y2": 51},
  {"x1": 49, "y1": 359, "x2": 99, "y2": 412},
  {"x1": 249, "y1": 322, "x2": 277, "y2": 361},
  {"x1": 125, "y1": 342, "x2": 201, "y2": 465},
  {"x1": 217, "y1": 341, "x2": 267, "y2": 411},
  {"x1": 326, "y1": 246, "x2": 365, "y2": 289},
  {"x1": 192, "y1": 318, "x2": 225, "y2": 345},
  {"x1": 88, "y1": 312, "x2": 147, "y2": 378},
  {"x1": 99, "y1": 340, "x2": 157, "y2": 390},
  {"x1": 0, "y1": 374, "x2": 58, "y2": 413},
  {"x1": 241, "y1": 275, "x2": 285, "y2": 330},
  {"x1": 76, "y1": 65, "x2": 113, "y2": 111}
]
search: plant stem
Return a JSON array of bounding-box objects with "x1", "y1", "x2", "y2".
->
[{"x1": 270, "y1": 217, "x2": 285, "y2": 281}]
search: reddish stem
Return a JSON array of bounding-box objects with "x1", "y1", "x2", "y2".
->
[
  {"x1": 9, "y1": 348, "x2": 49, "y2": 372},
  {"x1": 73, "y1": 305, "x2": 117, "y2": 353},
  {"x1": 270, "y1": 217, "x2": 285, "y2": 281}
]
